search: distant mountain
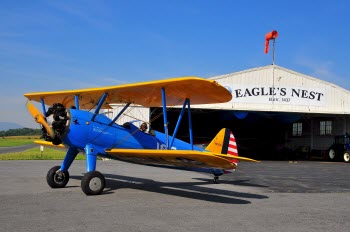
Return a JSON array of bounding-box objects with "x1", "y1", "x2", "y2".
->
[{"x1": 0, "y1": 122, "x2": 25, "y2": 131}]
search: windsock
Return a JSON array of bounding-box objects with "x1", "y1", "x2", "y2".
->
[{"x1": 264, "y1": 30, "x2": 278, "y2": 54}]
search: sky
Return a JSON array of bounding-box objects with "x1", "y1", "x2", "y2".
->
[{"x1": 1, "y1": 0, "x2": 349, "y2": 128}]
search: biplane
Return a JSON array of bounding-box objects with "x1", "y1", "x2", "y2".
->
[{"x1": 24, "y1": 77, "x2": 258, "y2": 195}]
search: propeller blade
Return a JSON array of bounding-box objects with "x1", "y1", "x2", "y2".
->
[{"x1": 26, "y1": 101, "x2": 54, "y2": 137}]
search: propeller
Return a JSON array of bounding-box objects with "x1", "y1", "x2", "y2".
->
[{"x1": 26, "y1": 101, "x2": 54, "y2": 137}]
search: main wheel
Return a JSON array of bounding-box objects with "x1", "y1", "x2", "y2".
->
[
  {"x1": 46, "y1": 166, "x2": 70, "y2": 188},
  {"x1": 81, "y1": 171, "x2": 105, "y2": 195},
  {"x1": 343, "y1": 152, "x2": 350, "y2": 163},
  {"x1": 328, "y1": 149, "x2": 336, "y2": 161}
]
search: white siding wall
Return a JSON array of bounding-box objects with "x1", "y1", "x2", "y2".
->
[
  {"x1": 196, "y1": 65, "x2": 350, "y2": 114},
  {"x1": 102, "y1": 104, "x2": 150, "y2": 127}
]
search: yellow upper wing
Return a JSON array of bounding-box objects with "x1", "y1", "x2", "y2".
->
[
  {"x1": 105, "y1": 149, "x2": 258, "y2": 169},
  {"x1": 24, "y1": 77, "x2": 232, "y2": 109}
]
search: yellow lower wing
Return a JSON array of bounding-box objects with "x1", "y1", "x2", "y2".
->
[
  {"x1": 105, "y1": 149, "x2": 258, "y2": 169},
  {"x1": 34, "y1": 140, "x2": 66, "y2": 150}
]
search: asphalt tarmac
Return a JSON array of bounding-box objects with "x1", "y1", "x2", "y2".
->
[
  {"x1": 0, "y1": 144, "x2": 37, "y2": 154},
  {"x1": 0, "y1": 160, "x2": 349, "y2": 232}
]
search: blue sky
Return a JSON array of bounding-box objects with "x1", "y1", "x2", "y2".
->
[{"x1": 1, "y1": 0, "x2": 349, "y2": 128}]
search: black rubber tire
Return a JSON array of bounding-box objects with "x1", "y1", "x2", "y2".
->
[
  {"x1": 46, "y1": 166, "x2": 70, "y2": 188},
  {"x1": 81, "y1": 171, "x2": 105, "y2": 195},
  {"x1": 328, "y1": 149, "x2": 336, "y2": 161},
  {"x1": 343, "y1": 152, "x2": 350, "y2": 163}
]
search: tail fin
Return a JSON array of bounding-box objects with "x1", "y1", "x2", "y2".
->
[{"x1": 205, "y1": 128, "x2": 239, "y2": 167}]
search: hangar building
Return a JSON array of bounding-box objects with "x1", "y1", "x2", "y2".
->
[
  {"x1": 199, "y1": 64, "x2": 350, "y2": 159},
  {"x1": 108, "y1": 65, "x2": 350, "y2": 160}
]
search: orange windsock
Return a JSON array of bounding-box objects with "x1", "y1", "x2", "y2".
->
[{"x1": 264, "y1": 30, "x2": 278, "y2": 54}]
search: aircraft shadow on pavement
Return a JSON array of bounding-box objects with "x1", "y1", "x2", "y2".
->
[
  {"x1": 192, "y1": 178, "x2": 269, "y2": 188},
  {"x1": 71, "y1": 174, "x2": 268, "y2": 204}
]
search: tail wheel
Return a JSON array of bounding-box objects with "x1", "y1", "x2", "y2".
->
[
  {"x1": 81, "y1": 171, "x2": 105, "y2": 195},
  {"x1": 213, "y1": 176, "x2": 219, "y2": 184},
  {"x1": 328, "y1": 149, "x2": 336, "y2": 161},
  {"x1": 343, "y1": 152, "x2": 350, "y2": 163},
  {"x1": 47, "y1": 166, "x2": 69, "y2": 188}
]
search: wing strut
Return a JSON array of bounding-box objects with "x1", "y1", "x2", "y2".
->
[
  {"x1": 161, "y1": 87, "x2": 169, "y2": 149},
  {"x1": 92, "y1": 92, "x2": 108, "y2": 121},
  {"x1": 170, "y1": 99, "x2": 187, "y2": 148},
  {"x1": 170, "y1": 98, "x2": 193, "y2": 150},
  {"x1": 40, "y1": 98, "x2": 47, "y2": 117},
  {"x1": 187, "y1": 99, "x2": 193, "y2": 150},
  {"x1": 74, "y1": 95, "x2": 80, "y2": 110},
  {"x1": 108, "y1": 102, "x2": 131, "y2": 126}
]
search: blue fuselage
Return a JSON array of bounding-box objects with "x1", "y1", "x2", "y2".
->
[{"x1": 62, "y1": 109, "x2": 203, "y2": 155}]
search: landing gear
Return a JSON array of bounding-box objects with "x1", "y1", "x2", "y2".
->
[
  {"x1": 81, "y1": 171, "x2": 105, "y2": 195},
  {"x1": 213, "y1": 175, "x2": 219, "y2": 184},
  {"x1": 46, "y1": 166, "x2": 70, "y2": 188}
]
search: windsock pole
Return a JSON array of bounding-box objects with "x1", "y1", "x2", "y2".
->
[
  {"x1": 264, "y1": 30, "x2": 278, "y2": 65},
  {"x1": 272, "y1": 38, "x2": 276, "y2": 65}
]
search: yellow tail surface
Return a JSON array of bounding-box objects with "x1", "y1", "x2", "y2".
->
[
  {"x1": 206, "y1": 128, "x2": 239, "y2": 167},
  {"x1": 206, "y1": 129, "x2": 226, "y2": 153}
]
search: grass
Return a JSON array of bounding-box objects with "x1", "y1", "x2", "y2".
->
[
  {"x1": 0, "y1": 136, "x2": 41, "y2": 147},
  {"x1": 0, "y1": 147, "x2": 86, "y2": 160}
]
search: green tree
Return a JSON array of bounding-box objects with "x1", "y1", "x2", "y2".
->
[{"x1": 0, "y1": 128, "x2": 42, "y2": 136}]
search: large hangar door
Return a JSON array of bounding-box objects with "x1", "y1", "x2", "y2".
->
[
  {"x1": 150, "y1": 108, "x2": 226, "y2": 144},
  {"x1": 150, "y1": 108, "x2": 299, "y2": 160}
]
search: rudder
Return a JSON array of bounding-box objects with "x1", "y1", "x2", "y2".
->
[{"x1": 205, "y1": 128, "x2": 239, "y2": 168}]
